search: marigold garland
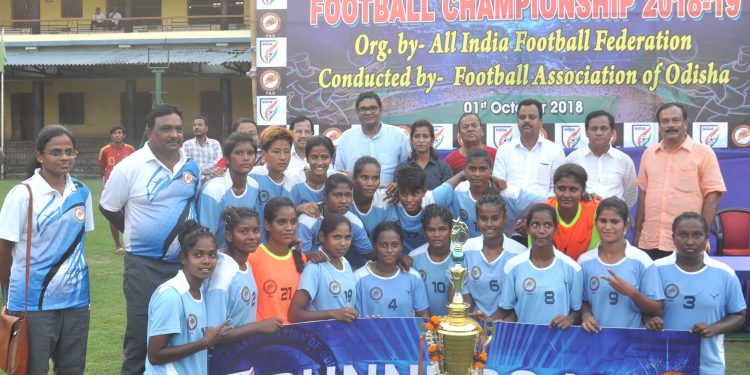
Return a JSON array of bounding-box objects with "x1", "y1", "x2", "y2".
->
[{"x1": 472, "y1": 350, "x2": 488, "y2": 368}]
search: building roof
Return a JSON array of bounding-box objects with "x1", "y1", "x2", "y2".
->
[{"x1": 5, "y1": 45, "x2": 252, "y2": 67}]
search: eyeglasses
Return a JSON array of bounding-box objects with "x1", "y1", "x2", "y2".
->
[
  {"x1": 357, "y1": 106, "x2": 380, "y2": 114},
  {"x1": 42, "y1": 149, "x2": 78, "y2": 158}
]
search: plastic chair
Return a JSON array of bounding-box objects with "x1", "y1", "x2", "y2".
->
[{"x1": 714, "y1": 208, "x2": 750, "y2": 256}]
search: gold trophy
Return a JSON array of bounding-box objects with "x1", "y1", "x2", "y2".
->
[{"x1": 421, "y1": 219, "x2": 492, "y2": 374}]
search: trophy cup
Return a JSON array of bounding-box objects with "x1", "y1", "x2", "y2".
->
[{"x1": 421, "y1": 219, "x2": 492, "y2": 374}]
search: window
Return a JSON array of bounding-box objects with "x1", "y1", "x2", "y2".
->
[
  {"x1": 61, "y1": 0, "x2": 83, "y2": 18},
  {"x1": 188, "y1": 0, "x2": 244, "y2": 25},
  {"x1": 59, "y1": 93, "x2": 85, "y2": 125}
]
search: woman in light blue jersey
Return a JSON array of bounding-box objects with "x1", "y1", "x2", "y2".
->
[
  {"x1": 146, "y1": 221, "x2": 231, "y2": 375},
  {"x1": 409, "y1": 204, "x2": 454, "y2": 315},
  {"x1": 495, "y1": 204, "x2": 583, "y2": 329},
  {"x1": 462, "y1": 189, "x2": 527, "y2": 319},
  {"x1": 290, "y1": 135, "x2": 335, "y2": 206},
  {"x1": 204, "y1": 207, "x2": 282, "y2": 343},
  {"x1": 289, "y1": 214, "x2": 359, "y2": 323},
  {"x1": 579, "y1": 197, "x2": 663, "y2": 332},
  {"x1": 646, "y1": 213, "x2": 746, "y2": 374},
  {"x1": 354, "y1": 222, "x2": 430, "y2": 318},
  {"x1": 0, "y1": 125, "x2": 94, "y2": 374}
]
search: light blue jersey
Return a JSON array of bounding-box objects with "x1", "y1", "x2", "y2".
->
[
  {"x1": 205, "y1": 253, "x2": 258, "y2": 327},
  {"x1": 100, "y1": 146, "x2": 200, "y2": 262},
  {"x1": 290, "y1": 180, "x2": 324, "y2": 206},
  {"x1": 249, "y1": 172, "x2": 293, "y2": 242},
  {"x1": 500, "y1": 249, "x2": 583, "y2": 325},
  {"x1": 395, "y1": 183, "x2": 454, "y2": 253},
  {"x1": 450, "y1": 182, "x2": 546, "y2": 238},
  {"x1": 145, "y1": 271, "x2": 208, "y2": 375},
  {"x1": 298, "y1": 257, "x2": 356, "y2": 311},
  {"x1": 655, "y1": 254, "x2": 747, "y2": 374},
  {"x1": 350, "y1": 189, "x2": 397, "y2": 238},
  {"x1": 354, "y1": 263, "x2": 429, "y2": 317},
  {"x1": 296, "y1": 211, "x2": 373, "y2": 269},
  {"x1": 197, "y1": 173, "x2": 259, "y2": 250},
  {"x1": 462, "y1": 236, "x2": 527, "y2": 316},
  {"x1": 409, "y1": 244, "x2": 454, "y2": 315},
  {"x1": 0, "y1": 172, "x2": 94, "y2": 312},
  {"x1": 578, "y1": 244, "x2": 664, "y2": 328}
]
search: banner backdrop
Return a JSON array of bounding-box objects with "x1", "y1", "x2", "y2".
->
[
  {"x1": 256, "y1": 1, "x2": 750, "y2": 150},
  {"x1": 209, "y1": 318, "x2": 701, "y2": 374}
]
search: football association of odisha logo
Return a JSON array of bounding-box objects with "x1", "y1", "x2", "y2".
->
[
  {"x1": 731, "y1": 125, "x2": 750, "y2": 148},
  {"x1": 259, "y1": 69, "x2": 281, "y2": 92},
  {"x1": 259, "y1": 12, "x2": 281, "y2": 34},
  {"x1": 522, "y1": 277, "x2": 536, "y2": 292},
  {"x1": 328, "y1": 280, "x2": 341, "y2": 295},
  {"x1": 664, "y1": 284, "x2": 680, "y2": 299},
  {"x1": 183, "y1": 172, "x2": 194, "y2": 185},
  {"x1": 74, "y1": 207, "x2": 86, "y2": 222},
  {"x1": 370, "y1": 287, "x2": 383, "y2": 301},
  {"x1": 187, "y1": 314, "x2": 198, "y2": 331},
  {"x1": 263, "y1": 280, "x2": 278, "y2": 295},
  {"x1": 471, "y1": 266, "x2": 481, "y2": 280},
  {"x1": 241, "y1": 286, "x2": 251, "y2": 302},
  {"x1": 589, "y1": 276, "x2": 600, "y2": 291}
]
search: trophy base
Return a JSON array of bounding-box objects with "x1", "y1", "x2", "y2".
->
[
  {"x1": 447, "y1": 303, "x2": 469, "y2": 320},
  {"x1": 439, "y1": 320, "x2": 481, "y2": 375}
]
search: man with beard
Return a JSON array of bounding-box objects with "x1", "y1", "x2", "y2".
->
[
  {"x1": 634, "y1": 103, "x2": 725, "y2": 260},
  {"x1": 334, "y1": 91, "x2": 411, "y2": 184},
  {"x1": 565, "y1": 110, "x2": 637, "y2": 208}
]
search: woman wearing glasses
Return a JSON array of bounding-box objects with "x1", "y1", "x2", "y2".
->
[{"x1": 0, "y1": 125, "x2": 95, "y2": 374}]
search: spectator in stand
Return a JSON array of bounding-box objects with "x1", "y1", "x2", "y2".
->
[
  {"x1": 400, "y1": 119, "x2": 452, "y2": 190},
  {"x1": 634, "y1": 103, "x2": 725, "y2": 260},
  {"x1": 493, "y1": 99, "x2": 565, "y2": 198},
  {"x1": 108, "y1": 7, "x2": 122, "y2": 30},
  {"x1": 97, "y1": 125, "x2": 135, "y2": 255},
  {"x1": 444, "y1": 113, "x2": 497, "y2": 174},
  {"x1": 99, "y1": 104, "x2": 200, "y2": 375},
  {"x1": 212, "y1": 118, "x2": 261, "y2": 177},
  {"x1": 182, "y1": 116, "x2": 222, "y2": 183},
  {"x1": 334, "y1": 91, "x2": 411, "y2": 184},
  {"x1": 566, "y1": 110, "x2": 637, "y2": 208},
  {"x1": 90, "y1": 7, "x2": 106, "y2": 31},
  {"x1": 288, "y1": 116, "x2": 314, "y2": 177}
]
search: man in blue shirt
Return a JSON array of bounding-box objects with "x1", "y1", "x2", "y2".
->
[
  {"x1": 334, "y1": 91, "x2": 411, "y2": 184},
  {"x1": 100, "y1": 104, "x2": 200, "y2": 375}
]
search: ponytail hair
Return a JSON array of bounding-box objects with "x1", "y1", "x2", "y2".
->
[{"x1": 178, "y1": 220, "x2": 217, "y2": 257}]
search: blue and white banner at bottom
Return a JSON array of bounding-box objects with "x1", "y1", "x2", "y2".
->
[{"x1": 209, "y1": 318, "x2": 700, "y2": 375}]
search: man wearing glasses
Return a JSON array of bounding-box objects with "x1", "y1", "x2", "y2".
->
[
  {"x1": 634, "y1": 102, "x2": 725, "y2": 260},
  {"x1": 334, "y1": 91, "x2": 411, "y2": 184}
]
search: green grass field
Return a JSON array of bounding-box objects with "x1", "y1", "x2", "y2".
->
[{"x1": 0, "y1": 178, "x2": 748, "y2": 374}]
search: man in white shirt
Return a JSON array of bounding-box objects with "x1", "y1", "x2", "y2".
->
[
  {"x1": 334, "y1": 91, "x2": 411, "y2": 184},
  {"x1": 287, "y1": 115, "x2": 314, "y2": 177},
  {"x1": 90, "y1": 7, "x2": 106, "y2": 31},
  {"x1": 182, "y1": 116, "x2": 222, "y2": 183},
  {"x1": 492, "y1": 98, "x2": 565, "y2": 197},
  {"x1": 565, "y1": 110, "x2": 637, "y2": 207},
  {"x1": 108, "y1": 7, "x2": 122, "y2": 30}
]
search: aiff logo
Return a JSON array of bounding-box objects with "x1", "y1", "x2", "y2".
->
[
  {"x1": 261, "y1": 0, "x2": 275, "y2": 5},
  {"x1": 701, "y1": 124, "x2": 720, "y2": 147},
  {"x1": 433, "y1": 125, "x2": 445, "y2": 148},
  {"x1": 564, "y1": 126, "x2": 582, "y2": 149},
  {"x1": 259, "y1": 98, "x2": 279, "y2": 122},
  {"x1": 493, "y1": 125, "x2": 514, "y2": 147},
  {"x1": 259, "y1": 40, "x2": 279, "y2": 65},
  {"x1": 633, "y1": 125, "x2": 652, "y2": 147}
]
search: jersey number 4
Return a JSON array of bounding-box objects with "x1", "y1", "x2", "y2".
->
[{"x1": 388, "y1": 299, "x2": 398, "y2": 310}]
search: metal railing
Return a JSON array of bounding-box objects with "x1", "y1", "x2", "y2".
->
[{"x1": 0, "y1": 14, "x2": 254, "y2": 35}]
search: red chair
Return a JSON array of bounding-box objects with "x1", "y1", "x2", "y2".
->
[{"x1": 714, "y1": 208, "x2": 750, "y2": 256}]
